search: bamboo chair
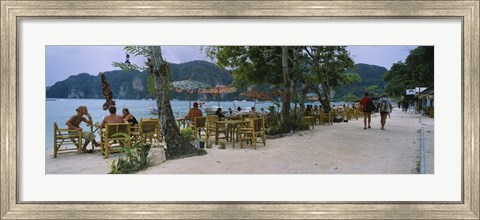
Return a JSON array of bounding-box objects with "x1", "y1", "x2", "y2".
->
[
  {"x1": 239, "y1": 117, "x2": 266, "y2": 150},
  {"x1": 53, "y1": 122, "x2": 83, "y2": 158},
  {"x1": 322, "y1": 111, "x2": 333, "y2": 125},
  {"x1": 139, "y1": 118, "x2": 162, "y2": 144},
  {"x1": 303, "y1": 116, "x2": 315, "y2": 130},
  {"x1": 99, "y1": 122, "x2": 131, "y2": 158},
  {"x1": 205, "y1": 115, "x2": 228, "y2": 144},
  {"x1": 130, "y1": 124, "x2": 141, "y2": 142},
  {"x1": 192, "y1": 116, "x2": 206, "y2": 138}
]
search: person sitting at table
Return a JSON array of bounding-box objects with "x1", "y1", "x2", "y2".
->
[
  {"x1": 187, "y1": 102, "x2": 203, "y2": 121},
  {"x1": 66, "y1": 106, "x2": 99, "y2": 153},
  {"x1": 215, "y1": 107, "x2": 226, "y2": 119},
  {"x1": 250, "y1": 106, "x2": 259, "y2": 117},
  {"x1": 260, "y1": 108, "x2": 267, "y2": 115},
  {"x1": 122, "y1": 108, "x2": 138, "y2": 126},
  {"x1": 100, "y1": 106, "x2": 124, "y2": 129},
  {"x1": 236, "y1": 107, "x2": 242, "y2": 115}
]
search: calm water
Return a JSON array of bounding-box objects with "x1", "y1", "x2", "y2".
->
[{"x1": 45, "y1": 98, "x2": 282, "y2": 150}]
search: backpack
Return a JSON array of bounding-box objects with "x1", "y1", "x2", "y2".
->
[
  {"x1": 366, "y1": 99, "x2": 376, "y2": 112},
  {"x1": 379, "y1": 99, "x2": 387, "y2": 112}
]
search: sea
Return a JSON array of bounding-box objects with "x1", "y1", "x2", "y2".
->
[{"x1": 45, "y1": 98, "x2": 291, "y2": 150}]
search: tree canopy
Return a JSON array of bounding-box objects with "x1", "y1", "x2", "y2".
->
[{"x1": 383, "y1": 46, "x2": 434, "y2": 97}]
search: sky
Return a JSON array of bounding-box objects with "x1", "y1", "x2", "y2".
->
[{"x1": 46, "y1": 45, "x2": 417, "y2": 86}]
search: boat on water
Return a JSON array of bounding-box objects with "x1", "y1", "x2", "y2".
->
[
  {"x1": 149, "y1": 107, "x2": 158, "y2": 115},
  {"x1": 46, "y1": 98, "x2": 56, "y2": 101}
]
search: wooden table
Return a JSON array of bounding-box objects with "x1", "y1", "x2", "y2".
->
[
  {"x1": 213, "y1": 120, "x2": 249, "y2": 148},
  {"x1": 175, "y1": 118, "x2": 190, "y2": 129}
]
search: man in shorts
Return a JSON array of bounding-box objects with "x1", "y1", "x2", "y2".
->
[
  {"x1": 377, "y1": 94, "x2": 393, "y2": 130},
  {"x1": 359, "y1": 92, "x2": 373, "y2": 130},
  {"x1": 66, "y1": 106, "x2": 99, "y2": 153}
]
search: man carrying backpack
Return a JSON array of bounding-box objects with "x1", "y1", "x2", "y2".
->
[
  {"x1": 360, "y1": 92, "x2": 375, "y2": 130},
  {"x1": 377, "y1": 94, "x2": 393, "y2": 130}
]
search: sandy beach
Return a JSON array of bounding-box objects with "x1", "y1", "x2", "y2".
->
[{"x1": 46, "y1": 108, "x2": 434, "y2": 174}]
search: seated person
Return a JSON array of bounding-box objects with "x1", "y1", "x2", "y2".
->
[
  {"x1": 250, "y1": 106, "x2": 259, "y2": 117},
  {"x1": 215, "y1": 108, "x2": 226, "y2": 119},
  {"x1": 186, "y1": 102, "x2": 203, "y2": 123},
  {"x1": 260, "y1": 108, "x2": 267, "y2": 115},
  {"x1": 66, "y1": 106, "x2": 99, "y2": 153},
  {"x1": 122, "y1": 108, "x2": 138, "y2": 126},
  {"x1": 236, "y1": 107, "x2": 242, "y2": 115},
  {"x1": 100, "y1": 106, "x2": 124, "y2": 129}
]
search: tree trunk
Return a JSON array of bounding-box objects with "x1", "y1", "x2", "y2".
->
[
  {"x1": 149, "y1": 46, "x2": 206, "y2": 159},
  {"x1": 297, "y1": 84, "x2": 309, "y2": 125},
  {"x1": 310, "y1": 84, "x2": 332, "y2": 113},
  {"x1": 280, "y1": 46, "x2": 291, "y2": 124}
]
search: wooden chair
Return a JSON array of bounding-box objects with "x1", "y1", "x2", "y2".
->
[
  {"x1": 239, "y1": 117, "x2": 266, "y2": 150},
  {"x1": 139, "y1": 118, "x2": 162, "y2": 144},
  {"x1": 321, "y1": 111, "x2": 333, "y2": 125},
  {"x1": 191, "y1": 116, "x2": 206, "y2": 138},
  {"x1": 304, "y1": 116, "x2": 315, "y2": 130},
  {"x1": 99, "y1": 122, "x2": 131, "y2": 158},
  {"x1": 53, "y1": 122, "x2": 82, "y2": 158},
  {"x1": 205, "y1": 115, "x2": 227, "y2": 144}
]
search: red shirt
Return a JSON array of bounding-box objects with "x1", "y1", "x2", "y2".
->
[{"x1": 360, "y1": 97, "x2": 371, "y2": 111}]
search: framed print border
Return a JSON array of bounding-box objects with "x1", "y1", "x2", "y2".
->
[{"x1": 1, "y1": 1, "x2": 479, "y2": 219}]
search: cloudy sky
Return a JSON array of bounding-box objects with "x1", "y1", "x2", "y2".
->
[{"x1": 46, "y1": 45, "x2": 417, "y2": 86}]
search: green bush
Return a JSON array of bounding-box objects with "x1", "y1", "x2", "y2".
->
[
  {"x1": 106, "y1": 133, "x2": 151, "y2": 174},
  {"x1": 218, "y1": 142, "x2": 226, "y2": 149},
  {"x1": 266, "y1": 119, "x2": 310, "y2": 135},
  {"x1": 180, "y1": 127, "x2": 195, "y2": 142}
]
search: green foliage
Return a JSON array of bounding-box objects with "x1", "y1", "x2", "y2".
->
[
  {"x1": 383, "y1": 46, "x2": 434, "y2": 97},
  {"x1": 106, "y1": 133, "x2": 151, "y2": 174},
  {"x1": 304, "y1": 46, "x2": 355, "y2": 111},
  {"x1": 218, "y1": 142, "x2": 226, "y2": 149},
  {"x1": 206, "y1": 141, "x2": 213, "y2": 149},
  {"x1": 146, "y1": 75, "x2": 156, "y2": 96},
  {"x1": 343, "y1": 92, "x2": 359, "y2": 102},
  {"x1": 266, "y1": 118, "x2": 309, "y2": 135},
  {"x1": 180, "y1": 127, "x2": 196, "y2": 142},
  {"x1": 335, "y1": 63, "x2": 388, "y2": 101}
]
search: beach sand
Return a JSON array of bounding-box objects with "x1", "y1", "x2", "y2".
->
[{"x1": 46, "y1": 108, "x2": 434, "y2": 174}]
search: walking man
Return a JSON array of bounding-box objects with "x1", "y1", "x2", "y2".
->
[
  {"x1": 378, "y1": 94, "x2": 393, "y2": 130},
  {"x1": 360, "y1": 92, "x2": 374, "y2": 130}
]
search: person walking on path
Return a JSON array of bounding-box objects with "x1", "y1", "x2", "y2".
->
[
  {"x1": 377, "y1": 94, "x2": 393, "y2": 130},
  {"x1": 360, "y1": 92, "x2": 375, "y2": 130}
]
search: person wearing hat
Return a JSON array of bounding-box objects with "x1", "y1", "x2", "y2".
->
[
  {"x1": 186, "y1": 102, "x2": 203, "y2": 122},
  {"x1": 66, "y1": 106, "x2": 99, "y2": 153}
]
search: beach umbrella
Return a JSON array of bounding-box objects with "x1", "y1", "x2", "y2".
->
[
  {"x1": 200, "y1": 85, "x2": 237, "y2": 108},
  {"x1": 239, "y1": 90, "x2": 270, "y2": 107},
  {"x1": 172, "y1": 79, "x2": 211, "y2": 109},
  {"x1": 99, "y1": 72, "x2": 116, "y2": 111}
]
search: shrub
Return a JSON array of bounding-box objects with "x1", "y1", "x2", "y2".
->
[
  {"x1": 106, "y1": 133, "x2": 151, "y2": 174},
  {"x1": 180, "y1": 127, "x2": 195, "y2": 142},
  {"x1": 218, "y1": 142, "x2": 226, "y2": 149}
]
